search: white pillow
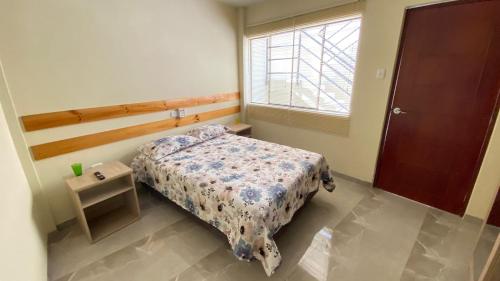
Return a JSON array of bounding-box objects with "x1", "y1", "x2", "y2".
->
[
  {"x1": 138, "y1": 135, "x2": 201, "y2": 160},
  {"x1": 186, "y1": 124, "x2": 228, "y2": 141}
]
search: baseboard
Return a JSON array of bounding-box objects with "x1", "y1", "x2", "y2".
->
[
  {"x1": 47, "y1": 217, "x2": 78, "y2": 244},
  {"x1": 332, "y1": 171, "x2": 373, "y2": 187}
]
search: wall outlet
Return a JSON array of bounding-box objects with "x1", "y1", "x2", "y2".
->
[
  {"x1": 170, "y1": 109, "x2": 186, "y2": 119},
  {"x1": 178, "y1": 109, "x2": 186, "y2": 118}
]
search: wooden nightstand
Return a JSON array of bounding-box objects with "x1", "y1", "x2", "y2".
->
[
  {"x1": 227, "y1": 123, "x2": 252, "y2": 137},
  {"x1": 65, "y1": 161, "x2": 140, "y2": 243}
]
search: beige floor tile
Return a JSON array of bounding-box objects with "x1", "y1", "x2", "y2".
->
[{"x1": 48, "y1": 177, "x2": 484, "y2": 281}]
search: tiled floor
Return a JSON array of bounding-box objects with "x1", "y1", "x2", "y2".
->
[
  {"x1": 48, "y1": 177, "x2": 488, "y2": 281},
  {"x1": 473, "y1": 223, "x2": 500, "y2": 280}
]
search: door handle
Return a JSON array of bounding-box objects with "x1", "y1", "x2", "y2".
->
[{"x1": 392, "y1": 107, "x2": 407, "y2": 115}]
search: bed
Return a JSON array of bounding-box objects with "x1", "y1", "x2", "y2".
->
[{"x1": 131, "y1": 125, "x2": 335, "y2": 276}]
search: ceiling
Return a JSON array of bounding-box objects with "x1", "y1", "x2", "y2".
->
[{"x1": 216, "y1": 0, "x2": 268, "y2": 7}]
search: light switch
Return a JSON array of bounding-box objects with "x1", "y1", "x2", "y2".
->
[{"x1": 376, "y1": 68, "x2": 386, "y2": 79}]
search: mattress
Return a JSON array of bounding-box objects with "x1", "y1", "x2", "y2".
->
[{"x1": 132, "y1": 133, "x2": 335, "y2": 275}]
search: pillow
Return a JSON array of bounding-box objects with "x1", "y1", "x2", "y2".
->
[
  {"x1": 138, "y1": 135, "x2": 201, "y2": 160},
  {"x1": 186, "y1": 124, "x2": 228, "y2": 141}
]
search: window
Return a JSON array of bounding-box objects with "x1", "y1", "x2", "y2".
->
[{"x1": 249, "y1": 17, "x2": 361, "y2": 116}]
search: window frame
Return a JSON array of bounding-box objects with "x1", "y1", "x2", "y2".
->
[{"x1": 247, "y1": 15, "x2": 362, "y2": 117}]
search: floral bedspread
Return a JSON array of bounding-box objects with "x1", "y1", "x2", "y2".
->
[{"x1": 132, "y1": 133, "x2": 335, "y2": 276}]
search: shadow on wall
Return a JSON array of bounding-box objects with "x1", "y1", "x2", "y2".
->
[
  {"x1": 32, "y1": 190, "x2": 54, "y2": 238},
  {"x1": 0, "y1": 59, "x2": 56, "y2": 234}
]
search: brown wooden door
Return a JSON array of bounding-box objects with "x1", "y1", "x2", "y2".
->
[
  {"x1": 487, "y1": 188, "x2": 500, "y2": 227},
  {"x1": 374, "y1": 0, "x2": 500, "y2": 216}
]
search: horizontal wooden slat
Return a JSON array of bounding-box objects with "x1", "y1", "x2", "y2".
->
[
  {"x1": 31, "y1": 106, "x2": 240, "y2": 160},
  {"x1": 21, "y1": 92, "x2": 240, "y2": 131}
]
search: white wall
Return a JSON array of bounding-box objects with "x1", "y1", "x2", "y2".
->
[
  {"x1": 0, "y1": 0, "x2": 240, "y2": 224},
  {"x1": 244, "y1": 0, "x2": 500, "y2": 220},
  {"x1": 467, "y1": 116, "x2": 500, "y2": 220},
  {"x1": 0, "y1": 101, "x2": 47, "y2": 281},
  {"x1": 246, "y1": 0, "x2": 358, "y2": 26},
  {"x1": 0, "y1": 60, "x2": 56, "y2": 232}
]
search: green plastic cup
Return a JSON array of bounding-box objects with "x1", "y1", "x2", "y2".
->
[{"x1": 71, "y1": 163, "x2": 83, "y2": 177}]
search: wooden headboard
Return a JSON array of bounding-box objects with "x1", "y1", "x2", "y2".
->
[{"x1": 21, "y1": 92, "x2": 240, "y2": 160}]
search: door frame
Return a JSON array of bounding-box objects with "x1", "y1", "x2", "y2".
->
[{"x1": 373, "y1": 0, "x2": 500, "y2": 216}]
